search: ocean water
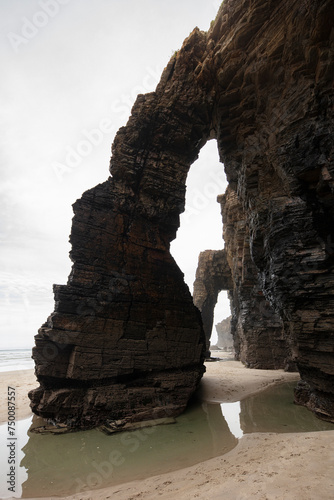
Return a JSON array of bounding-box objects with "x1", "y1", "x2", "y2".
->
[{"x1": 0, "y1": 349, "x2": 34, "y2": 373}]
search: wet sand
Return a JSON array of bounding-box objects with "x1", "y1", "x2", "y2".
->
[
  {"x1": 0, "y1": 369, "x2": 36, "y2": 423},
  {"x1": 0, "y1": 352, "x2": 299, "y2": 425},
  {"x1": 1, "y1": 354, "x2": 334, "y2": 499}
]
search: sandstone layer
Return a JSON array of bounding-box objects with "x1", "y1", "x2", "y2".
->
[{"x1": 30, "y1": 0, "x2": 334, "y2": 426}]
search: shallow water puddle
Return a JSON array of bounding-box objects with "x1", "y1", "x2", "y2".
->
[{"x1": 0, "y1": 381, "x2": 332, "y2": 498}]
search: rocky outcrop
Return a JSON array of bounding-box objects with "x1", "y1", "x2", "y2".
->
[
  {"x1": 215, "y1": 316, "x2": 233, "y2": 351},
  {"x1": 218, "y1": 190, "x2": 293, "y2": 370},
  {"x1": 213, "y1": 0, "x2": 334, "y2": 418},
  {"x1": 193, "y1": 250, "x2": 232, "y2": 356},
  {"x1": 29, "y1": 30, "x2": 212, "y2": 430},
  {"x1": 193, "y1": 205, "x2": 290, "y2": 369},
  {"x1": 30, "y1": 0, "x2": 334, "y2": 426},
  {"x1": 213, "y1": 0, "x2": 334, "y2": 414}
]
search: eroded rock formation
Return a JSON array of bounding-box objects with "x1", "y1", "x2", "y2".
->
[
  {"x1": 193, "y1": 194, "x2": 292, "y2": 369},
  {"x1": 193, "y1": 250, "x2": 232, "y2": 356},
  {"x1": 30, "y1": 0, "x2": 334, "y2": 426},
  {"x1": 218, "y1": 190, "x2": 293, "y2": 370},
  {"x1": 29, "y1": 31, "x2": 212, "y2": 430},
  {"x1": 215, "y1": 316, "x2": 233, "y2": 351},
  {"x1": 214, "y1": 0, "x2": 334, "y2": 415}
]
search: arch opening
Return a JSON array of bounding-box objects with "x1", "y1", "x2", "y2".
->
[
  {"x1": 170, "y1": 139, "x2": 227, "y2": 290},
  {"x1": 211, "y1": 291, "x2": 233, "y2": 353},
  {"x1": 170, "y1": 140, "x2": 234, "y2": 359}
]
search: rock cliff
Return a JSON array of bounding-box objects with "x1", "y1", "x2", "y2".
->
[
  {"x1": 30, "y1": 0, "x2": 334, "y2": 426},
  {"x1": 213, "y1": 0, "x2": 334, "y2": 420},
  {"x1": 218, "y1": 189, "x2": 293, "y2": 370}
]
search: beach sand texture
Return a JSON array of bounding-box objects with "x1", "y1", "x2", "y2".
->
[{"x1": 1, "y1": 355, "x2": 333, "y2": 500}]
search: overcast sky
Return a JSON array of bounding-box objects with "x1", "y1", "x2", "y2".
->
[{"x1": 0, "y1": 0, "x2": 229, "y2": 349}]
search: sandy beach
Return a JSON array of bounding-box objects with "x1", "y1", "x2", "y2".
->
[
  {"x1": 0, "y1": 369, "x2": 37, "y2": 424},
  {"x1": 1, "y1": 354, "x2": 334, "y2": 499}
]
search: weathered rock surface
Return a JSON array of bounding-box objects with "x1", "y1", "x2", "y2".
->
[
  {"x1": 216, "y1": 0, "x2": 334, "y2": 418},
  {"x1": 218, "y1": 190, "x2": 293, "y2": 370},
  {"x1": 213, "y1": 0, "x2": 334, "y2": 414},
  {"x1": 30, "y1": 0, "x2": 334, "y2": 426},
  {"x1": 215, "y1": 316, "x2": 233, "y2": 351},
  {"x1": 29, "y1": 30, "x2": 212, "y2": 429},
  {"x1": 193, "y1": 250, "x2": 232, "y2": 356}
]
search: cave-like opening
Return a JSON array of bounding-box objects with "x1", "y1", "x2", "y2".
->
[
  {"x1": 170, "y1": 139, "x2": 232, "y2": 354},
  {"x1": 211, "y1": 290, "x2": 232, "y2": 352},
  {"x1": 170, "y1": 139, "x2": 226, "y2": 287}
]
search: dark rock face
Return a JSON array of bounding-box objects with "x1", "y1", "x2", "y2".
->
[
  {"x1": 30, "y1": 178, "x2": 206, "y2": 429},
  {"x1": 30, "y1": 0, "x2": 334, "y2": 426},
  {"x1": 29, "y1": 29, "x2": 211, "y2": 429},
  {"x1": 30, "y1": 185, "x2": 206, "y2": 429},
  {"x1": 213, "y1": 0, "x2": 334, "y2": 414},
  {"x1": 193, "y1": 199, "x2": 290, "y2": 369},
  {"x1": 193, "y1": 250, "x2": 232, "y2": 356},
  {"x1": 218, "y1": 190, "x2": 293, "y2": 370}
]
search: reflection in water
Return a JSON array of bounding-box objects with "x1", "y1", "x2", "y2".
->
[
  {"x1": 0, "y1": 381, "x2": 332, "y2": 499},
  {"x1": 221, "y1": 402, "x2": 243, "y2": 438},
  {"x1": 0, "y1": 417, "x2": 30, "y2": 499},
  {"x1": 240, "y1": 382, "x2": 334, "y2": 434},
  {"x1": 20, "y1": 402, "x2": 237, "y2": 498}
]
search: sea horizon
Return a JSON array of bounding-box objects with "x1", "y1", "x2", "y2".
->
[{"x1": 0, "y1": 348, "x2": 34, "y2": 373}]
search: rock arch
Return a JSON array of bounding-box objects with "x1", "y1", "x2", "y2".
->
[
  {"x1": 193, "y1": 244, "x2": 290, "y2": 369},
  {"x1": 29, "y1": 28, "x2": 215, "y2": 430},
  {"x1": 30, "y1": 0, "x2": 334, "y2": 428},
  {"x1": 193, "y1": 249, "x2": 232, "y2": 357}
]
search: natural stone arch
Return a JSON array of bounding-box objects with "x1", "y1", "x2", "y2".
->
[
  {"x1": 30, "y1": 0, "x2": 334, "y2": 428},
  {"x1": 29, "y1": 28, "x2": 217, "y2": 430},
  {"x1": 193, "y1": 249, "x2": 232, "y2": 357},
  {"x1": 193, "y1": 242, "x2": 290, "y2": 369}
]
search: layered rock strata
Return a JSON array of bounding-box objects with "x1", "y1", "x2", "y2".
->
[
  {"x1": 214, "y1": 0, "x2": 334, "y2": 418},
  {"x1": 29, "y1": 30, "x2": 212, "y2": 429},
  {"x1": 213, "y1": 0, "x2": 334, "y2": 415},
  {"x1": 30, "y1": 0, "x2": 334, "y2": 425},
  {"x1": 218, "y1": 190, "x2": 293, "y2": 370},
  {"x1": 30, "y1": 178, "x2": 206, "y2": 429},
  {"x1": 193, "y1": 250, "x2": 232, "y2": 356}
]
